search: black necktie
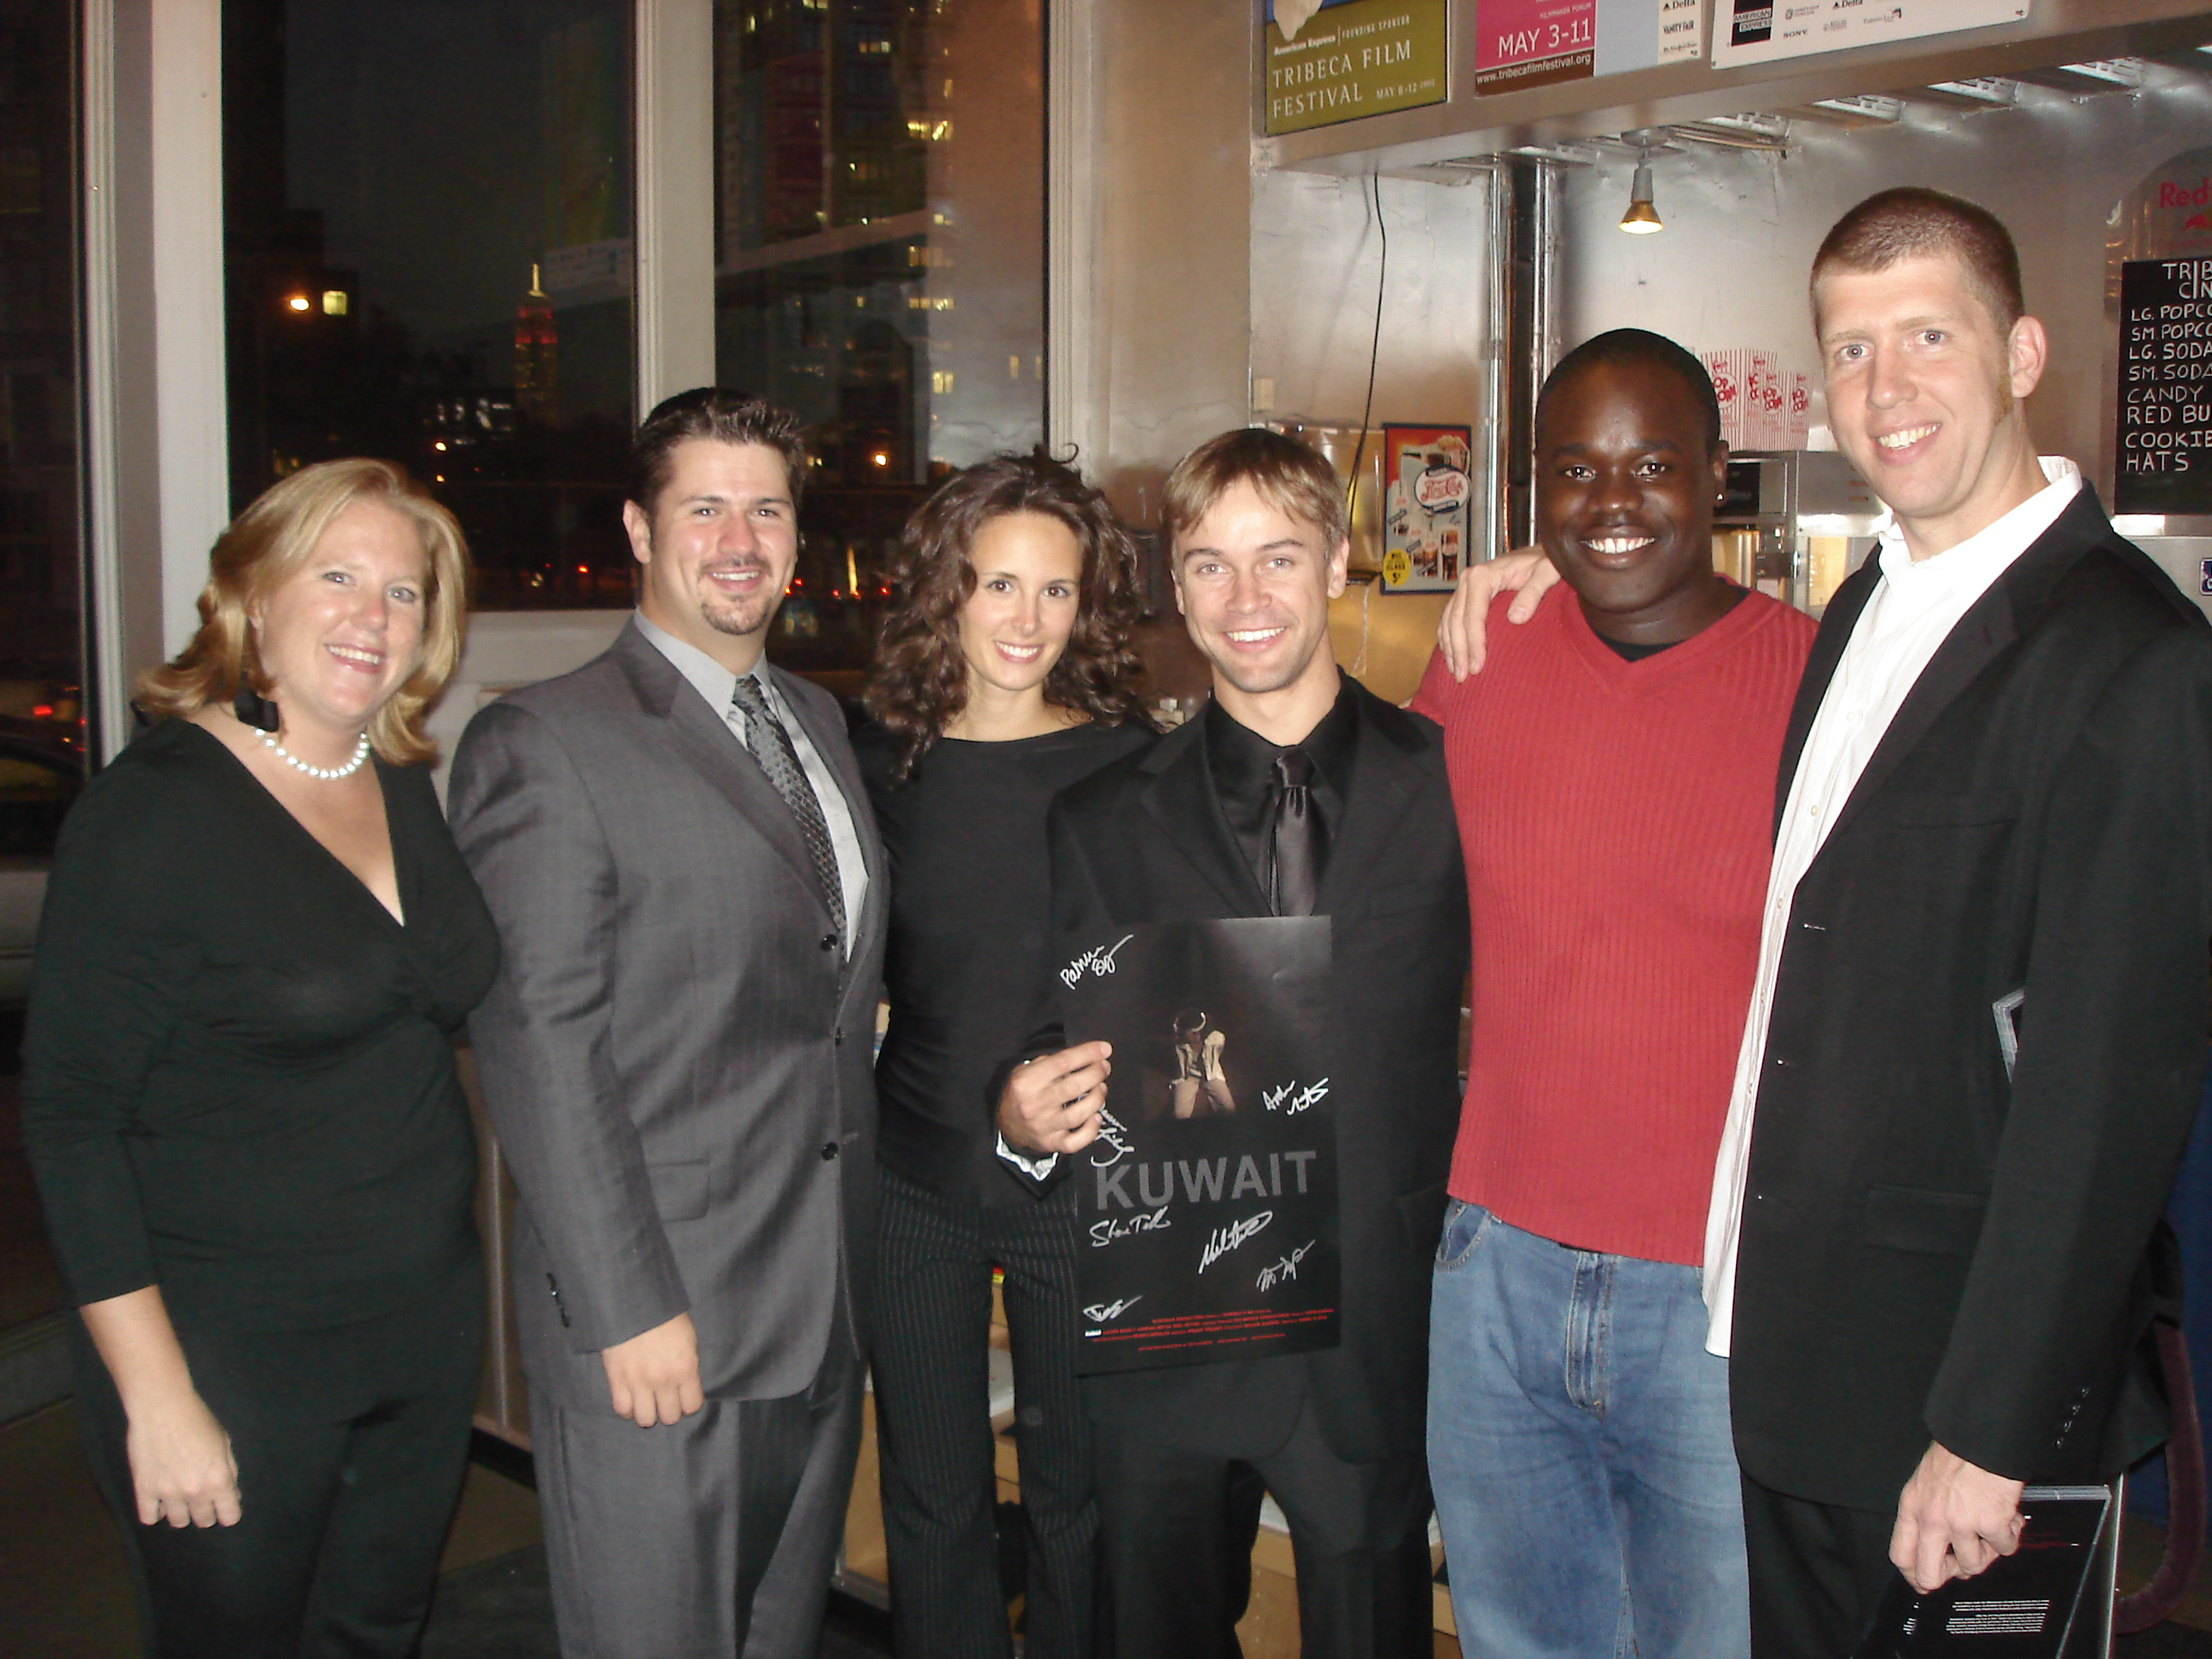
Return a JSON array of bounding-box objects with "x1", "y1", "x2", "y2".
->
[
  {"x1": 1266, "y1": 748, "x2": 1324, "y2": 917},
  {"x1": 729, "y1": 675, "x2": 847, "y2": 946}
]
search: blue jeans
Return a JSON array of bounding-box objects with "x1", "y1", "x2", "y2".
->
[{"x1": 1428, "y1": 1201, "x2": 1749, "y2": 1659}]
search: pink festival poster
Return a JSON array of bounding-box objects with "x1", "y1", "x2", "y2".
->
[{"x1": 1476, "y1": 0, "x2": 1596, "y2": 91}]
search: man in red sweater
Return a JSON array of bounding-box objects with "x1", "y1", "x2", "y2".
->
[{"x1": 1412, "y1": 329, "x2": 1814, "y2": 1659}]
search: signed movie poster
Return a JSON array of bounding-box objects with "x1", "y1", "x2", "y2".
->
[
  {"x1": 1850, "y1": 1487, "x2": 2113, "y2": 1658},
  {"x1": 1053, "y1": 917, "x2": 1340, "y2": 1375}
]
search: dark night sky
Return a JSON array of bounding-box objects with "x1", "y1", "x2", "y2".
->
[{"x1": 278, "y1": 0, "x2": 632, "y2": 412}]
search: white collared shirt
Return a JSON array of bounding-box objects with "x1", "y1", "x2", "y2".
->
[
  {"x1": 634, "y1": 611, "x2": 870, "y2": 954},
  {"x1": 1702, "y1": 457, "x2": 2083, "y2": 1355}
]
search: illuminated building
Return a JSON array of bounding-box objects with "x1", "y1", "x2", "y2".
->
[{"x1": 514, "y1": 263, "x2": 559, "y2": 426}]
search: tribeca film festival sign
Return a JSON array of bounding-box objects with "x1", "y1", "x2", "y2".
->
[
  {"x1": 1263, "y1": 2, "x2": 1706, "y2": 137},
  {"x1": 1263, "y1": 0, "x2": 1448, "y2": 135},
  {"x1": 1262, "y1": 1, "x2": 2028, "y2": 137}
]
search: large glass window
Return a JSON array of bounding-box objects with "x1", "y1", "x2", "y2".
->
[
  {"x1": 713, "y1": 0, "x2": 1044, "y2": 678},
  {"x1": 222, "y1": 0, "x2": 636, "y2": 608},
  {"x1": 0, "y1": 0, "x2": 84, "y2": 1336},
  {"x1": 0, "y1": 0, "x2": 85, "y2": 761}
]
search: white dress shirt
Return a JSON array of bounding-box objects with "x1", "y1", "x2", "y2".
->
[
  {"x1": 1703, "y1": 457, "x2": 2083, "y2": 1356},
  {"x1": 998, "y1": 1089, "x2": 1061, "y2": 1180},
  {"x1": 634, "y1": 611, "x2": 870, "y2": 954}
]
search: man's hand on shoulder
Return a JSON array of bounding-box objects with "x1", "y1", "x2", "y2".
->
[
  {"x1": 601, "y1": 1311, "x2": 704, "y2": 1427},
  {"x1": 1437, "y1": 548, "x2": 1560, "y2": 680},
  {"x1": 998, "y1": 1042, "x2": 1113, "y2": 1157},
  {"x1": 1890, "y1": 1441, "x2": 2026, "y2": 1592}
]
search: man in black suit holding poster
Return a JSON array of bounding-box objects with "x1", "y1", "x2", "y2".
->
[{"x1": 998, "y1": 428, "x2": 1467, "y2": 1659}]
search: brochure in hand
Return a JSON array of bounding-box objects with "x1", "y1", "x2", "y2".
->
[
  {"x1": 1851, "y1": 1487, "x2": 2114, "y2": 1658},
  {"x1": 1052, "y1": 917, "x2": 1340, "y2": 1376}
]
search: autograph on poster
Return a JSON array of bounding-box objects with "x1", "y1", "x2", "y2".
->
[{"x1": 1055, "y1": 917, "x2": 1341, "y2": 1375}]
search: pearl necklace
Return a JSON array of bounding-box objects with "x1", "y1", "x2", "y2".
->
[{"x1": 258, "y1": 728, "x2": 372, "y2": 780}]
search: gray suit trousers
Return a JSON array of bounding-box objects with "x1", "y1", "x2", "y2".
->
[{"x1": 533, "y1": 1349, "x2": 864, "y2": 1659}]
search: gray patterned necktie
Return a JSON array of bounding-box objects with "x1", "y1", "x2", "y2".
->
[{"x1": 729, "y1": 674, "x2": 846, "y2": 946}]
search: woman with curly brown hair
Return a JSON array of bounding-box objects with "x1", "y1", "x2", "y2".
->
[{"x1": 855, "y1": 451, "x2": 1152, "y2": 1659}]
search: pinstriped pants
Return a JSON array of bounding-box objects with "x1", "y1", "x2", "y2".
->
[
  {"x1": 871, "y1": 1164, "x2": 1099, "y2": 1659},
  {"x1": 532, "y1": 1343, "x2": 864, "y2": 1659}
]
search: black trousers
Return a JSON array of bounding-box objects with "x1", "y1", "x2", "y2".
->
[
  {"x1": 73, "y1": 1256, "x2": 484, "y2": 1659},
  {"x1": 1091, "y1": 1395, "x2": 1434, "y2": 1659},
  {"x1": 871, "y1": 1163, "x2": 1098, "y2": 1659},
  {"x1": 1738, "y1": 1471, "x2": 1900, "y2": 1659}
]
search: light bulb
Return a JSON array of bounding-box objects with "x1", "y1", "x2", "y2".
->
[{"x1": 1620, "y1": 160, "x2": 1662, "y2": 234}]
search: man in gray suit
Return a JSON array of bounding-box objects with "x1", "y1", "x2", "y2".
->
[{"x1": 450, "y1": 389, "x2": 886, "y2": 1659}]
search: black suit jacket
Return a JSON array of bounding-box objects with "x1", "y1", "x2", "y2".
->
[
  {"x1": 1731, "y1": 488, "x2": 2212, "y2": 1511},
  {"x1": 1024, "y1": 678, "x2": 1469, "y2": 1464}
]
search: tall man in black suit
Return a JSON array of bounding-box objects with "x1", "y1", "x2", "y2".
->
[
  {"x1": 1700, "y1": 189, "x2": 2212, "y2": 1655},
  {"x1": 998, "y1": 428, "x2": 1469, "y2": 1659}
]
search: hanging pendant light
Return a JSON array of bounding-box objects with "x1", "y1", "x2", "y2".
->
[{"x1": 1620, "y1": 142, "x2": 1663, "y2": 234}]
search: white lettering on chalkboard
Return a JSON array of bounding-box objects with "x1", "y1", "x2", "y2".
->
[{"x1": 2119, "y1": 259, "x2": 2212, "y2": 508}]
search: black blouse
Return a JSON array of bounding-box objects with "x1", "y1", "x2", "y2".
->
[
  {"x1": 857, "y1": 719, "x2": 1155, "y2": 1205},
  {"x1": 20, "y1": 719, "x2": 500, "y2": 1331}
]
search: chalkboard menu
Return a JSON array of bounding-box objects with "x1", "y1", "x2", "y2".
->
[{"x1": 2119, "y1": 257, "x2": 2212, "y2": 515}]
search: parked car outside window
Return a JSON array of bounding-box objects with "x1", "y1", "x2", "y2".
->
[{"x1": 0, "y1": 723, "x2": 87, "y2": 1005}]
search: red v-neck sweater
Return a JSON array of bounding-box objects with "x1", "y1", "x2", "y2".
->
[{"x1": 1412, "y1": 585, "x2": 1816, "y2": 1265}]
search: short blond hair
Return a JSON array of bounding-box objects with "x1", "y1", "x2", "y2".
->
[
  {"x1": 1161, "y1": 428, "x2": 1349, "y2": 552},
  {"x1": 1813, "y1": 188, "x2": 2024, "y2": 329},
  {"x1": 137, "y1": 459, "x2": 471, "y2": 765}
]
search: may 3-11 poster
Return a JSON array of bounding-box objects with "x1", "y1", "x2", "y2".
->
[
  {"x1": 1054, "y1": 917, "x2": 1340, "y2": 1375},
  {"x1": 1473, "y1": 0, "x2": 1704, "y2": 94}
]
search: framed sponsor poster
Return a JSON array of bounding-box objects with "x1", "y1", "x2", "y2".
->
[
  {"x1": 1380, "y1": 424, "x2": 1473, "y2": 592},
  {"x1": 1262, "y1": 0, "x2": 1448, "y2": 137},
  {"x1": 1055, "y1": 917, "x2": 1341, "y2": 1375},
  {"x1": 1713, "y1": 0, "x2": 2027, "y2": 70},
  {"x1": 1475, "y1": 0, "x2": 1703, "y2": 94}
]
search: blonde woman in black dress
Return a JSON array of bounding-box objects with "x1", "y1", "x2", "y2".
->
[
  {"x1": 855, "y1": 453, "x2": 1151, "y2": 1659},
  {"x1": 22, "y1": 460, "x2": 498, "y2": 1658}
]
